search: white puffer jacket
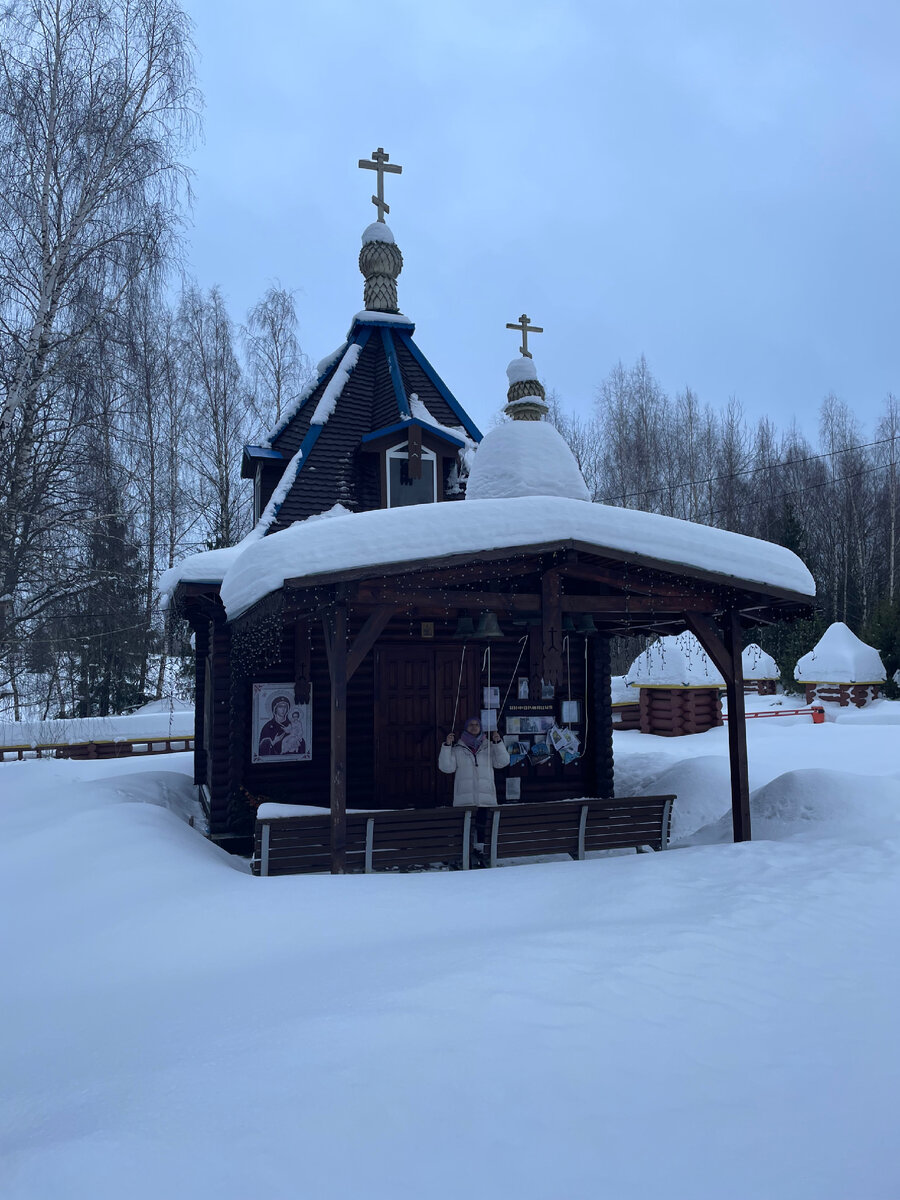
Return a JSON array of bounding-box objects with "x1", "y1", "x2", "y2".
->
[{"x1": 438, "y1": 738, "x2": 510, "y2": 807}]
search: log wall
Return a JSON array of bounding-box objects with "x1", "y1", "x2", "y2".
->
[
  {"x1": 638, "y1": 686, "x2": 723, "y2": 736},
  {"x1": 217, "y1": 612, "x2": 612, "y2": 840},
  {"x1": 804, "y1": 683, "x2": 881, "y2": 708}
]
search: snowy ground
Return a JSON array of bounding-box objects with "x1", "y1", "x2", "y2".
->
[{"x1": 2, "y1": 704, "x2": 900, "y2": 1199}]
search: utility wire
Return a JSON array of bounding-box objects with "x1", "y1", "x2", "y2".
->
[{"x1": 599, "y1": 434, "x2": 899, "y2": 505}]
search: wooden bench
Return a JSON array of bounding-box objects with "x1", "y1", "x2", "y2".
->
[
  {"x1": 253, "y1": 806, "x2": 479, "y2": 876},
  {"x1": 481, "y1": 795, "x2": 675, "y2": 867},
  {"x1": 252, "y1": 795, "x2": 676, "y2": 876}
]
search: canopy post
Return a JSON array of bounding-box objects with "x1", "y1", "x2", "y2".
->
[
  {"x1": 684, "y1": 610, "x2": 751, "y2": 841},
  {"x1": 723, "y1": 609, "x2": 751, "y2": 842}
]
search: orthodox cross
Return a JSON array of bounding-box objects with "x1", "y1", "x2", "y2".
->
[
  {"x1": 505, "y1": 313, "x2": 543, "y2": 358},
  {"x1": 358, "y1": 147, "x2": 402, "y2": 222}
]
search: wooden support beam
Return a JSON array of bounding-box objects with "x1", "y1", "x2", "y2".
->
[
  {"x1": 324, "y1": 603, "x2": 348, "y2": 873},
  {"x1": 321, "y1": 612, "x2": 333, "y2": 676},
  {"x1": 353, "y1": 585, "x2": 713, "y2": 616},
  {"x1": 683, "y1": 612, "x2": 733, "y2": 678},
  {"x1": 723, "y1": 609, "x2": 751, "y2": 843},
  {"x1": 347, "y1": 606, "x2": 395, "y2": 680},
  {"x1": 354, "y1": 586, "x2": 541, "y2": 611},
  {"x1": 541, "y1": 569, "x2": 563, "y2": 688},
  {"x1": 293, "y1": 619, "x2": 311, "y2": 704},
  {"x1": 407, "y1": 422, "x2": 422, "y2": 480},
  {"x1": 685, "y1": 609, "x2": 751, "y2": 843}
]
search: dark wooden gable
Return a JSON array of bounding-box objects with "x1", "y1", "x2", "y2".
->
[{"x1": 248, "y1": 318, "x2": 481, "y2": 531}]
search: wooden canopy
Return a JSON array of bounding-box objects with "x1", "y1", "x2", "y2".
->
[{"x1": 221, "y1": 536, "x2": 812, "y2": 871}]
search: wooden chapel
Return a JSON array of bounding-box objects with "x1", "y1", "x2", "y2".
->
[{"x1": 164, "y1": 149, "x2": 816, "y2": 868}]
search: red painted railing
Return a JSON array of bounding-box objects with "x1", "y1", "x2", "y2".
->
[{"x1": 723, "y1": 706, "x2": 825, "y2": 724}]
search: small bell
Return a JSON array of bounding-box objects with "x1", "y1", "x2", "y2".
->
[
  {"x1": 575, "y1": 614, "x2": 598, "y2": 634},
  {"x1": 562, "y1": 614, "x2": 577, "y2": 633},
  {"x1": 474, "y1": 610, "x2": 504, "y2": 638},
  {"x1": 453, "y1": 615, "x2": 476, "y2": 639}
]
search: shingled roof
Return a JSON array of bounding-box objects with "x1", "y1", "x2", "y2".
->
[{"x1": 241, "y1": 232, "x2": 481, "y2": 533}]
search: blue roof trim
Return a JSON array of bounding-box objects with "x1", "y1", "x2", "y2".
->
[
  {"x1": 349, "y1": 314, "x2": 416, "y2": 335},
  {"x1": 244, "y1": 445, "x2": 284, "y2": 461},
  {"x1": 361, "y1": 418, "x2": 465, "y2": 449},
  {"x1": 395, "y1": 331, "x2": 482, "y2": 441},
  {"x1": 381, "y1": 327, "x2": 410, "y2": 419},
  {"x1": 262, "y1": 326, "x2": 373, "y2": 531}
]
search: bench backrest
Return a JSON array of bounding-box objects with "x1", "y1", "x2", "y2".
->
[
  {"x1": 485, "y1": 795, "x2": 675, "y2": 866},
  {"x1": 254, "y1": 807, "x2": 475, "y2": 876},
  {"x1": 253, "y1": 795, "x2": 676, "y2": 876}
]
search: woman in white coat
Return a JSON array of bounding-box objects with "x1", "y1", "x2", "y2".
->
[{"x1": 439, "y1": 716, "x2": 510, "y2": 853}]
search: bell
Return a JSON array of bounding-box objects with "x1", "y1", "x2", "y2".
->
[
  {"x1": 562, "y1": 614, "x2": 577, "y2": 632},
  {"x1": 575, "y1": 614, "x2": 598, "y2": 634},
  {"x1": 474, "y1": 610, "x2": 504, "y2": 638},
  {"x1": 453, "y1": 615, "x2": 476, "y2": 639}
]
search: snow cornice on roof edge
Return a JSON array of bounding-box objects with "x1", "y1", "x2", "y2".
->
[{"x1": 214, "y1": 495, "x2": 816, "y2": 620}]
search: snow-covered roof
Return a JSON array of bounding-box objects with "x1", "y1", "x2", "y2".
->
[
  {"x1": 610, "y1": 675, "x2": 635, "y2": 706},
  {"x1": 0, "y1": 708, "x2": 194, "y2": 749},
  {"x1": 350, "y1": 310, "x2": 414, "y2": 329},
  {"x1": 362, "y1": 221, "x2": 395, "y2": 245},
  {"x1": 506, "y1": 356, "x2": 538, "y2": 384},
  {"x1": 625, "y1": 633, "x2": 725, "y2": 689},
  {"x1": 309, "y1": 343, "x2": 362, "y2": 425},
  {"x1": 794, "y1": 622, "x2": 886, "y2": 683},
  {"x1": 199, "y1": 494, "x2": 815, "y2": 620},
  {"x1": 465, "y1": 421, "x2": 590, "y2": 502},
  {"x1": 742, "y1": 643, "x2": 780, "y2": 680}
]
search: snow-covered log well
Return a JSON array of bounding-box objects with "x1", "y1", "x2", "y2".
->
[
  {"x1": 741, "y1": 643, "x2": 780, "y2": 695},
  {"x1": 624, "y1": 633, "x2": 724, "y2": 736},
  {"x1": 795, "y1": 622, "x2": 887, "y2": 707}
]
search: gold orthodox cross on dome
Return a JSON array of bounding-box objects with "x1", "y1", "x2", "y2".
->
[
  {"x1": 505, "y1": 313, "x2": 543, "y2": 358},
  {"x1": 358, "y1": 147, "x2": 402, "y2": 222}
]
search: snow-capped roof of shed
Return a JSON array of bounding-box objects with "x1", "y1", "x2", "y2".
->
[
  {"x1": 742, "y1": 643, "x2": 779, "y2": 680},
  {"x1": 625, "y1": 632, "x2": 725, "y2": 689},
  {"x1": 794, "y1": 622, "x2": 886, "y2": 684}
]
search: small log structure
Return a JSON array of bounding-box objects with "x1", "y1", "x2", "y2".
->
[
  {"x1": 637, "y1": 686, "x2": 723, "y2": 736},
  {"x1": 804, "y1": 682, "x2": 881, "y2": 707}
]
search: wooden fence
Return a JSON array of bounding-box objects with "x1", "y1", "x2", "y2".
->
[{"x1": 0, "y1": 736, "x2": 194, "y2": 763}]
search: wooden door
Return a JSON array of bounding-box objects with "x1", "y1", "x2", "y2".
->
[
  {"x1": 376, "y1": 646, "x2": 435, "y2": 808},
  {"x1": 375, "y1": 644, "x2": 479, "y2": 808}
]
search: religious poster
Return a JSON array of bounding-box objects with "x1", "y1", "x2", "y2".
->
[
  {"x1": 480, "y1": 708, "x2": 498, "y2": 732},
  {"x1": 529, "y1": 740, "x2": 552, "y2": 765},
  {"x1": 251, "y1": 683, "x2": 312, "y2": 764},
  {"x1": 503, "y1": 736, "x2": 530, "y2": 766},
  {"x1": 482, "y1": 686, "x2": 500, "y2": 709},
  {"x1": 517, "y1": 677, "x2": 529, "y2": 700}
]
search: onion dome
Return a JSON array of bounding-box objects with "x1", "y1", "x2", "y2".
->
[{"x1": 359, "y1": 221, "x2": 403, "y2": 313}]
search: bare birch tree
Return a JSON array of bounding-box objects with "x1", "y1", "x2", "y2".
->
[{"x1": 0, "y1": 0, "x2": 198, "y2": 710}]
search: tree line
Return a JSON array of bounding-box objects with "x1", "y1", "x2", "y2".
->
[
  {"x1": 2, "y1": 1, "x2": 897, "y2": 720},
  {"x1": 549, "y1": 361, "x2": 900, "y2": 686},
  {"x1": 0, "y1": 0, "x2": 310, "y2": 718}
]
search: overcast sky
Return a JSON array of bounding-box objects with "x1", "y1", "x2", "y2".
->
[{"x1": 180, "y1": 0, "x2": 900, "y2": 438}]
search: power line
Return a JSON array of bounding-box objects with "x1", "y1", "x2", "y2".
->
[{"x1": 598, "y1": 434, "x2": 899, "y2": 506}]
